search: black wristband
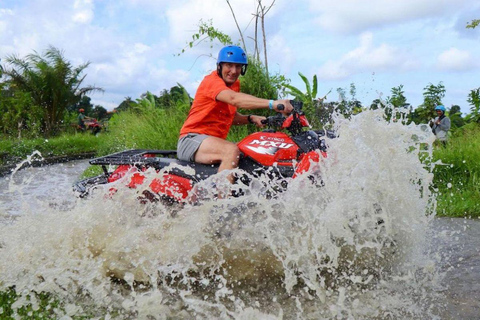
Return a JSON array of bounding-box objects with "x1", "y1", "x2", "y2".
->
[{"x1": 247, "y1": 115, "x2": 254, "y2": 124}]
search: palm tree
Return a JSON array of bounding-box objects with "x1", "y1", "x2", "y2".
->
[{"x1": 3, "y1": 46, "x2": 102, "y2": 137}]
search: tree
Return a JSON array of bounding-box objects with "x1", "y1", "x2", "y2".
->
[
  {"x1": 466, "y1": 87, "x2": 480, "y2": 123},
  {"x1": 370, "y1": 98, "x2": 386, "y2": 110},
  {"x1": 387, "y1": 85, "x2": 407, "y2": 108},
  {"x1": 156, "y1": 85, "x2": 193, "y2": 108},
  {"x1": 73, "y1": 95, "x2": 94, "y2": 115},
  {"x1": 2, "y1": 46, "x2": 102, "y2": 137},
  {"x1": 383, "y1": 85, "x2": 409, "y2": 121},
  {"x1": 449, "y1": 104, "x2": 465, "y2": 128},
  {"x1": 0, "y1": 84, "x2": 40, "y2": 138},
  {"x1": 91, "y1": 105, "x2": 108, "y2": 120},
  {"x1": 413, "y1": 82, "x2": 446, "y2": 124},
  {"x1": 116, "y1": 97, "x2": 136, "y2": 112},
  {"x1": 333, "y1": 83, "x2": 363, "y2": 119}
]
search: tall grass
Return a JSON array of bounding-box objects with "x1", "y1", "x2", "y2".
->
[
  {"x1": 432, "y1": 123, "x2": 480, "y2": 217},
  {"x1": 0, "y1": 133, "x2": 100, "y2": 166},
  {"x1": 96, "y1": 103, "x2": 190, "y2": 155}
]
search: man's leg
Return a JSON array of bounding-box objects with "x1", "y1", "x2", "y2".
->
[{"x1": 195, "y1": 136, "x2": 240, "y2": 183}]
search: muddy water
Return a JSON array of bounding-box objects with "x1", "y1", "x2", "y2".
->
[
  {"x1": 0, "y1": 110, "x2": 479, "y2": 319},
  {"x1": 430, "y1": 218, "x2": 480, "y2": 319}
]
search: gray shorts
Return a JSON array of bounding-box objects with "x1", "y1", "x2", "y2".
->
[{"x1": 177, "y1": 133, "x2": 210, "y2": 161}]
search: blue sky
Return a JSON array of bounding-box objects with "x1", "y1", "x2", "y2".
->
[{"x1": 1, "y1": 0, "x2": 479, "y2": 114}]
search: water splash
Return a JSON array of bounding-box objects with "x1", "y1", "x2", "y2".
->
[{"x1": 0, "y1": 110, "x2": 445, "y2": 319}]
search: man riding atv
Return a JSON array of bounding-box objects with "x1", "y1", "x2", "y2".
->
[
  {"x1": 78, "y1": 108, "x2": 102, "y2": 135},
  {"x1": 177, "y1": 45, "x2": 294, "y2": 184}
]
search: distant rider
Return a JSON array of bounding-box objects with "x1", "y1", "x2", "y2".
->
[
  {"x1": 430, "y1": 105, "x2": 450, "y2": 146},
  {"x1": 177, "y1": 45, "x2": 293, "y2": 183},
  {"x1": 78, "y1": 108, "x2": 93, "y2": 131}
]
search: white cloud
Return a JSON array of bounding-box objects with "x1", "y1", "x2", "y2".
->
[
  {"x1": 73, "y1": 0, "x2": 94, "y2": 24},
  {"x1": 166, "y1": 0, "x2": 266, "y2": 49},
  {"x1": 267, "y1": 34, "x2": 295, "y2": 75},
  {"x1": 317, "y1": 32, "x2": 417, "y2": 80},
  {"x1": 436, "y1": 47, "x2": 475, "y2": 71},
  {"x1": 308, "y1": 0, "x2": 471, "y2": 34}
]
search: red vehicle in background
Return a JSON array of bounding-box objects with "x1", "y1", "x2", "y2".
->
[
  {"x1": 83, "y1": 119, "x2": 103, "y2": 135},
  {"x1": 73, "y1": 101, "x2": 335, "y2": 203}
]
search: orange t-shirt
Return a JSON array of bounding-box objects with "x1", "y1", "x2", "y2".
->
[{"x1": 179, "y1": 71, "x2": 239, "y2": 139}]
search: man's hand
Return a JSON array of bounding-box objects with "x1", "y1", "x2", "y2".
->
[
  {"x1": 250, "y1": 115, "x2": 266, "y2": 127},
  {"x1": 274, "y1": 99, "x2": 294, "y2": 115}
]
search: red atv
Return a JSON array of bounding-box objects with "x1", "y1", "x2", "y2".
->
[
  {"x1": 73, "y1": 101, "x2": 334, "y2": 203},
  {"x1": 84, "y1": 119, "x2": 103, "y2": 135}
]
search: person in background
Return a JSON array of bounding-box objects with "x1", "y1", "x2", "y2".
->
[
  {"x1": 78, "y1": 108, "x2": 92, "y2": 131},
  {"x1": 430, "y1": 105, "x2": 451, "y2": 146},
  {"x1": 177, "y1": 45, "x2": 293, "y2": 184}
]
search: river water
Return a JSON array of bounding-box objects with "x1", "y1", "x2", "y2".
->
[{"x1": 0, "y1": 110, "x2": 479, "y2": 319}]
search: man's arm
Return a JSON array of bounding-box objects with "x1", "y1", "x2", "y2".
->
[{"x1": 216, "y1": 90, "x2": 293, "y2": 114}]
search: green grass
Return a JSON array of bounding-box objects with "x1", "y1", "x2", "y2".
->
[
  {"x1": 0, "y1": 133, "x2": 102, "y2": 166},
  {"x1": 0, "y1": 288, "x2": 64, "y2": 319},
  {"x1": 432, "y1": 123, "x2": 480, "y2": 217},
  {"x1": 95, "y1": 103, "x2": 190, "y2": 155}
]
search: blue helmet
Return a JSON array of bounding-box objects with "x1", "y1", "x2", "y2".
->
[
  {"x1": 435, "y1": 105, "x2": 446, "y2": 112},
  {"x1": 217, "y1": 46, "x2": 248, "y2": 65}
]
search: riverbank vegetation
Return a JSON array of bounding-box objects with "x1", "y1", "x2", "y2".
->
[
  {"x1": 432, "y1": 123, "x2": 480, "y2": 217},
  {"x1": 0, "y1": 133, "x2": 100, "y2": 167}
]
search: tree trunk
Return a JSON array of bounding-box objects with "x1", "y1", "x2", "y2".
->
[{"x1": 226, "y1": 0, "x2": 247, "y2": 51}]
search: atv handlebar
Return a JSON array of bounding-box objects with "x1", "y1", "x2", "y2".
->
[
  {"x1": 261, "y1": 100, "x2": 303, "y2": 127},
  {"x1": 261, "y1": 113, "x2": 286, "y2": 127}
]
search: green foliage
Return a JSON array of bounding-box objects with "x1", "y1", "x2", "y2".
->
[
  {"x1": 382, "y1": 85, "x2": 410, "y2": 121},
  {"x1": 465, "y1": 87, "x2": 480, "y2": 123},
  {"x1": 241, "y1": 57, "x2": 287, "y2": 100},
  {"x1": 180, "y1": 19, "x2": 232, "y2": 55},
  {"x1": 284, "y1": 72, "x2": 332, "y2": 128},
  {"x1": 157, "y1": 84, "x2": 192, "y2": 108},
  {"x1": 449, "y1": 105, "x2": 465, "y2": 128},
  {"x1": 284, "y1": 72, "x2": 318, "y2": 107},
  {"x1": 116, "y1": 97, "x2": 135, "y2": 112},
  {"x1": 92, "y1": 105, "x2": 108, "y2": 120},
  {"x1": 413, "y1": 82, "x2": 445, "y2": 124},
  {"x1": 433, "y1": 123, "x2": 480, "y2": 217},
  {"x1": 0, "y1": 288, "x2": 62, "y2": 319},
  {"x1": 423, "y1": 82, "x2": 445, "y2": 108},
  {"x1": 2, "y1": 46, "x2": 102, "y2": 137},
  {"x1": 387, "y1": 85, "x2": 407, "y2": 108},
  {"x1": 0, "y1": 134, "x2": 100, "y2": 166},
  {"x1": 334, "y1": 83, "x2": 363, "y2": 119},
  {"x1": 96, "y1": 96, "x2": 190, "y2": 155},
  {"x1": 466, "y1": 19, "x2": 480, "y2": 29},
  {"x1": 0, "y1": 84, "x2": 42, "y2": 138},
  {"x1": 369, "y1": 98, "x2": 386, "y2": 110}
]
